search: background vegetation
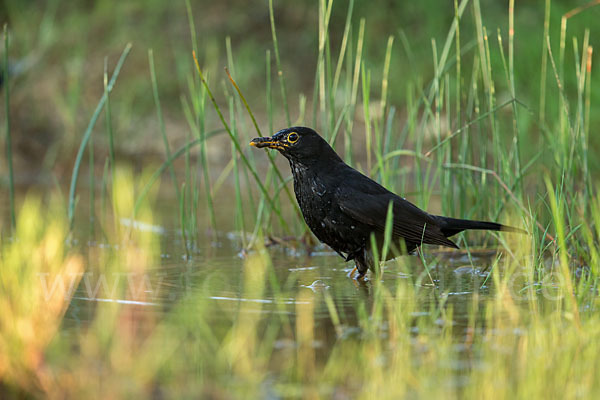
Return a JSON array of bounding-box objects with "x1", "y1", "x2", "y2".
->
[{"x1": 1, "y1": 0, "x2": 600, "y2": 398}]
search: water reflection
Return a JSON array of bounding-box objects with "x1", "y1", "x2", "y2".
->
[{"x1": 65, "y1": 228, "x2": 501, "y2": 339}]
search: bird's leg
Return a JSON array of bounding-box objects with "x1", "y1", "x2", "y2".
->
[
  {"x1": 348, "y1": 266, "x2": 358, "y2": 278},
  {"x1": 345, "y1": 251, "x2": 359, "y2": 278},
  {"x1": 352, "y1": 249, "x2": 370, "y2": 281}
]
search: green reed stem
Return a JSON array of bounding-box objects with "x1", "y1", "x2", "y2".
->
[
  {"x1": 180, "y1": 182, "x2": 191, "y2": 259},
  {"x1": 559, "y1": 16, "x2": 567, "y2": 139},
  {"x1": 507, "y1": 0, "x2": 523, "y2": 196},
  {"x1": 68, "y1": 43, "x2": 132, "y2": 228},
  {"x1": 101, "y1": 158, "x2": 109, "y2": 224},
  {"x1": 380, "y1": 201, "x2": 395, "y2": 265},
  {"x1": 539, "y1": 0, "x2": 551, "y2": 125},
  {"x1": 544, "y1": 176, "x2": 580, "y2": 326},
  {"x1": 266, "y1": 50, "x2": 273, "y2": 133},
  {"x1": 262, "y1": 50, "x2": 274, "y2": 232},
  {"x1": 225, "y1": 68, "x2": 302, "y2": 222},
  {"x1": 184, "y1": 122, "x2": 194, "y2": 243},
  {"x1": 184, "y1": 4, "x2": 217, "y2": 234},
  {"x1": 192, "y1": 53, "x2": 290, "y2": 233},
  {"x1": 229, "y1": 96, "x2": 247, "y2": 246},
  {"x1": 191, "y1": 96, "x2": 217, "y2": 233},
  {"x1": 331, "y1": 0, "x2": 354, "y2": 99},
  {"x1": 268, "y1": 0, "x2": 290, "y2": 126},
  {"x1": 380, "y1": 35, "x2": 394, "y2": 119},
  {"x1": 103, "y1": 57, "x2": 115, "y2": 175},
  {"x1": 344, "y1": 18, "x2": 365, "y2": 165},
  {"x1": 361, "y1": 63, "x2": 372, "y2": 174},
  {"x1": 149, "y1": 49, "x2": 181, "y2": 205},
  {"x1": 584, "y1": 45, "x2": 592, "y2": 195},
  {"x1": 317, "y1": 0, "x2": 334, "y2": 133},
  {"x1": 184, "y1": 0, "x2": 199, "y2": 56},
  {"x1": 88, "y1": 125, "x2": 95, "y2": 235}
]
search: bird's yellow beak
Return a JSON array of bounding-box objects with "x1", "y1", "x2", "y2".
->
[{"x1": 250, "y1": 136, "x2": 287, "y2": 150}]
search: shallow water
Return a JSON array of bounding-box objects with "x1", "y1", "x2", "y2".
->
[
  {"x1": 65, "y1": 229, "x2": 498, "y2": 321},
  {"x1": 61, "y1": 219, "x2": 506, "y2": 380},
  {"x1": 1, "y1": 184, "x2": 542, "y2": 393}
]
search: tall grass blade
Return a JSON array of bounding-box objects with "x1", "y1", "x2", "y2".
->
[
  {"x1": 539, "y1": 0, "x2": 551, "y2": 124},
  {"x1": 88, "y1": 121, "x2": 95, "y2": 235},
  {"x1": 344, "y1": 18, "x2": 365, "y2": 165},
  {"x1": 331, "y1": 0, "x2": 354, "y2": 101},
  {"x1": 67, "y1": 43, "x2": 132, "y2": 228},
  {"x1": 268, "y1": 0, "x2": 291, "y2": 125},
  {"x1": 192, "y1": 52, "x2": 291, "y2": 233},
  {"x1": 225, "y1": 68, "x2": 303, "y2": 222},
  {"x1": 103, "y1": 57, "x2": 115, "y2": 176},
  {"x1": 149, "y1": 49, "x2": 182, "y2": 205}
]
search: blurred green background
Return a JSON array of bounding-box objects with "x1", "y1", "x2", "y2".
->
[{"x1": 1, "y1": 0, "x2": 599, "y2": 183}]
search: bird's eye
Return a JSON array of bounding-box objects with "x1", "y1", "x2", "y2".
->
[{"x1": 287, "y1": 132, "x2": 299, "y2": 143}]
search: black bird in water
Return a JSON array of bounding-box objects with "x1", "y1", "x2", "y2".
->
[{"x1": 250, "y1": 127, "x2": 524, "y2": 280}]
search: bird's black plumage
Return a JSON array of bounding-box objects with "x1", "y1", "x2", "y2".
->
[{"x1": 251, "y1": 127, "x2": 524, "y2": 279}]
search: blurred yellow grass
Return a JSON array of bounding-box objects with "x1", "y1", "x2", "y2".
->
[
  {"x1": 1, "y1": 188, "x2": 600, "y2": 397},
  {"x1": 0, "y1": 197, "x2": 83, "y2": 394}
]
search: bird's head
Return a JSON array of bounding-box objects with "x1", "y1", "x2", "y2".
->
[{"x1": 250, "y1": 126, "x2": 340, "y2": 164}]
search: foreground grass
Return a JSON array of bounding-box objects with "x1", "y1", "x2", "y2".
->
[{"x1": 1, "y1": 186, "x2": 600, "y2": 398}]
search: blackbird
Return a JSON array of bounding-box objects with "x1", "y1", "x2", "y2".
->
[{"x1": 250, "y1": 126, "x2": 524, "y2": 280}]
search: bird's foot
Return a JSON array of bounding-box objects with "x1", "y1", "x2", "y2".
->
[
  {"x1": 355, "y1": 271, "x2": 367, "y2": 282},
  {"x1": 350, "y1": 272, "x2": 369, "y2": 289},
  {"x1": 347, "y1": 266, "x2": 358, "y2": 279},
  {"x1": 348, "y1": 267, "x2": 368, "y2": 282}
]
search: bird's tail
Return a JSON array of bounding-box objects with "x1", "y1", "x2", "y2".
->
[{"x1": 436, "y1": 216, "x2": 526, "y2": 238}]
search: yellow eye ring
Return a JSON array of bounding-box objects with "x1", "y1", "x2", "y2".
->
[{"x1": 287, "y1": 132, "x2": 299, "y2": 143}]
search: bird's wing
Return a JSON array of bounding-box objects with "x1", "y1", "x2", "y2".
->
[{"x1": 334, "y1": 170, "x2": 457, "y2": 248}]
